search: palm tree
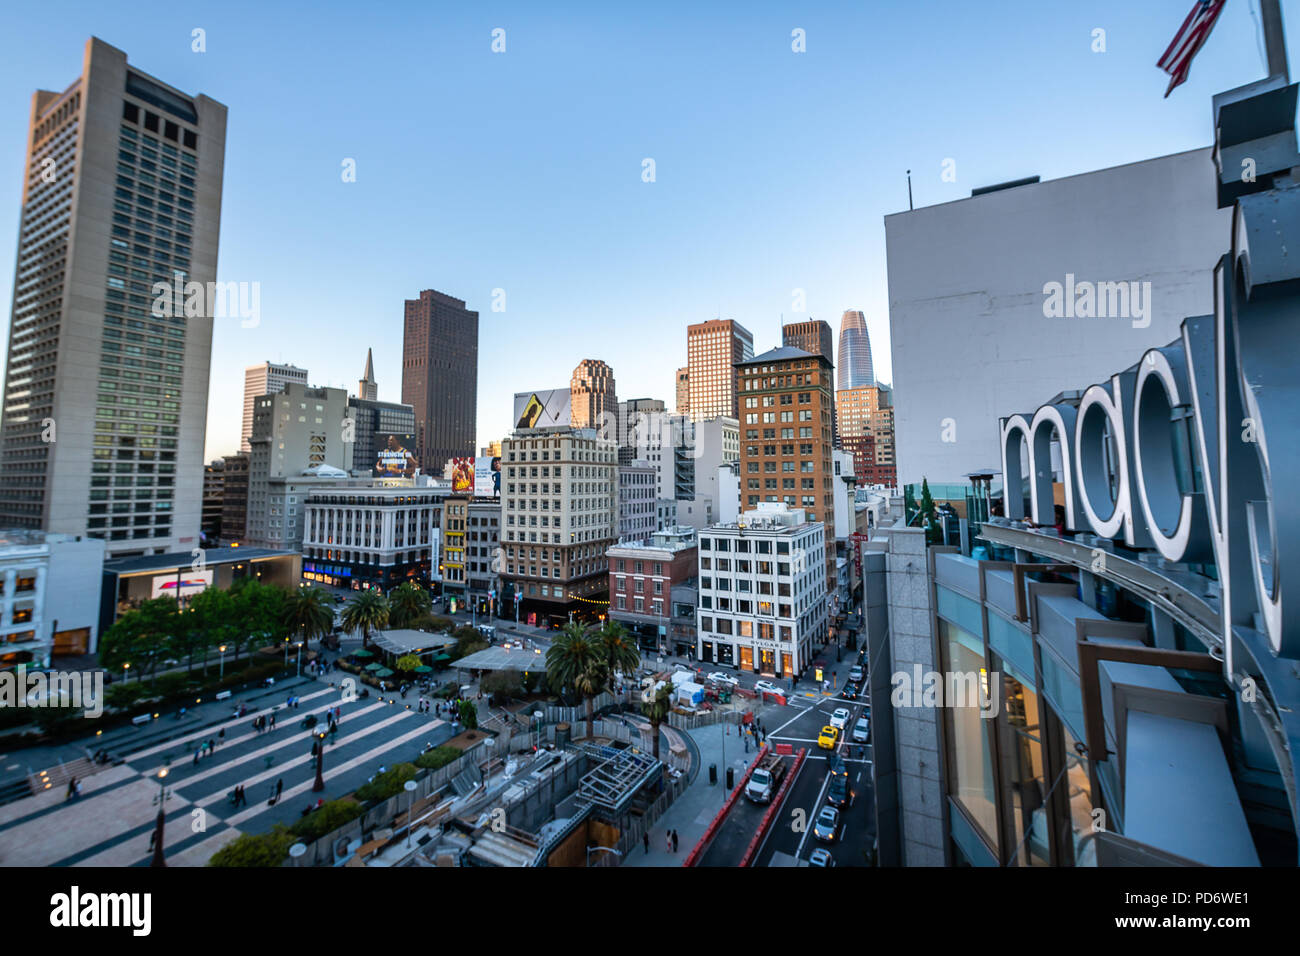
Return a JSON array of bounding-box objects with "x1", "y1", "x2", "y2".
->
[
  {"x1": 597, "y1": 620, "x2": 640, "y2": 697},
  {"x1": 546, "y1": 622, "x2": 607, "y2": 739},
  {"x1": 341, "y1": 588, "x2": 389, "y2": 650},
  {"x1": 282, "y1": 587, "x2": 335, "y2": 658},
  {"x1": 640, "y1": 680, "x2": 674, "y2": 760},
  {"x1": 387, "y1": 582, "x2": 432, "y2": 628}
]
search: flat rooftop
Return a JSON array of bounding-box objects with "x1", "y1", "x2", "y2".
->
[{"x1": 104, "y1": 547, "x2": 297, "y2": 575}]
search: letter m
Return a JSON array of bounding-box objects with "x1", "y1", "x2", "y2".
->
[
  {"x1": 100, "y1": 893, "x2": 130, "y2": 926},
  {"x1": 208, "y1": 281, "x2": 241, "y2": 319},
  {"x1": 1097, "y1": 281, "x2": 1129, "y2": 318}
]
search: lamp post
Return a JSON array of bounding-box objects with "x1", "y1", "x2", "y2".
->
[
  {"x1": 123, "y1": 662, "x2": 130, "y2": 684},
  {"x1": 296, "y1": 641, "x2": 304, "y2": 678},
  {"x1": 218, "y1": 645, "x2": 227, "y2": 680},
  {"x1": 404, "y1": 779, "x2": 418, "y2": 848},
  {"x1": 533, "y1": 710, "x2": 544, "y2": 751},
  {"x1": 150, "y1": 763, "x2": 170, "y2": 867},
  {"x1": 313, "y1": 731, "x2": 326, "y2": 792}
]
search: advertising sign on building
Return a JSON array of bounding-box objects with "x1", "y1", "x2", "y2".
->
[
  {"x1": 373, "y1": 433, "x2": 418, "y2": 477},
  {"x1": 513, "y1": 389, "x2": 571, "y2": 429},
  {"x1": 474, "y1": 456, "x2": 501, "y2": 497},
  {"x1": 151, "y1": 569, "x2": 213, "y2": 600},
  {"x1": 450, "y1": 457, "x2": 474, "y2": 493}
]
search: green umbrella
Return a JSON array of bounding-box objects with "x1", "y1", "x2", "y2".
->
[
  {"x1": 413, "y1": 665, "x2": 433, "y2": 673},
  {"x1": 364, "y1": 662, "x2": 383, "y2": 672},
  {"x1": 352, "y1": 649, "x2": 375, "y2": 659},
  {"x1": 432, "y1": 653, "x2": 451, "y2": 662},
  {"x1": 373, "y1": 667, "x2": 395, "y2": 678}
]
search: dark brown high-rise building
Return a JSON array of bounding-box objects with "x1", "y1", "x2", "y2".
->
[
  {"x1": 570, "y1": 358, "x2": 616, "y2": 432},
  {"x1": 736, "y1": 346, "x2": 835, "y2": 577},
  {"x1": 402, "y1": 289, "x2": 478, "y2": 472},
  {"x1": 781, "y1": 319, "x2": 834, "y2": 366}
]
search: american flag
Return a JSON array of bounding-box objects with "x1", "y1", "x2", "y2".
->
[{"x1": 1157, "y1": 0, "x2": 1228, "y2": 97}]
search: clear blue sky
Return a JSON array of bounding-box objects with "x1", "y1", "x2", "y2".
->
[{"x1": 0, "y1": 0, "x2": 1294, "y2": 461}]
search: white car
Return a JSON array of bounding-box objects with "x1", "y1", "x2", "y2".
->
[
  {"x1": 829, "y1": 707, "x2": 851, "y2": 730},
  {"x1": 754, "y1": 680, "x2": 782, "y2": 696},
  {"x1": 852, "y1": 715, "x2": 871, "y2": 743},
  {"x1": 707, "y1": 672, "x2": 740, "y2": 687}
]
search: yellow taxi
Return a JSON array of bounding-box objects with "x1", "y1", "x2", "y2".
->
[{"x1": 817, "y1": 725, "x2": 840, "y2": 749}]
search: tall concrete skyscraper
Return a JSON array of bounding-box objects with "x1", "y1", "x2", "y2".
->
[
  {"x1": 0, "y1": 38, "x2": 227, "y2": 555},
  {"x1": 570, "y1": 359, "x2": 616, "y2": 432},
  {"x1": 836, "y1": 310, "x2": 875, "y2": 390},
  {"x1": 401, "y1": 289, "x2": 478, "y2": 472},
  {"x1": 675, "y1": 366, "x2": 690, "y2": 415},
  {"x1": 242, "y1": 361, "x2": 308, "y2": 452},
  {"x1": 686, "y1": 319, "x2": 753, "y2": 422},
  {"x1": 357, "y1": 348, "x2": 378, "y2": 401}
]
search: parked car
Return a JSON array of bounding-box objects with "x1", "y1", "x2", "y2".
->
[
  {"x1": 817, "y1": 725, "x2": 840, "y2": 749},
  {"x1": 813, "y1": 806, "x2": 842, "y2": 843},
  {"x1": 852, "y1": 715, "x2": 871, "y2": 744},
  {"x1": 754, "y1": 680, "x2": 782, "y2": 696},
  {"x1": 707, "y1": 672, "x2": 740, "y2": 687},
  {"x1": 808, "y1": 847, "x2": 836, "y2": 867},
  {"x1": 829, "y1": 707, "x2": 850, "y2": 730}
]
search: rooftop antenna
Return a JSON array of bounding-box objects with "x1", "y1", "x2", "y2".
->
[{"x1": 906, "y1": 170, "x2": 914, "y2": 211}]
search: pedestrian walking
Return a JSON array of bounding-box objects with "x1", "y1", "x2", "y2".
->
[
  {"x1": 671, "y1": 829, "x2": 679, "y2": 852},
  {"x1": 219, "y1": 727, "x2": 225, "y2": 742},
  {"x1": 665, "y1": 830, "x2": 673, "y2": 853},
  {"x1": 193, "y1": 749, "x2": 201, "y2": 766},
  {"x1": 65, "y1": 777, "x2": 77, "y2": 801},
  {"x1": 644, "y1": 831, "x2": 650, "y2": 855},
  {"x1": 209, "y1": 737, "x2": 216, "y2": 753},
  {"x1": 270, "y1": 713, "x2": 276, "y2": 729},
  {"x1": 275, "y1": 778, "x2": 283, "y2": 799}
]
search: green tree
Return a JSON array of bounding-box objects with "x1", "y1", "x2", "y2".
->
[
  {"x1": 919, "y1": 477, "x2": 941, "y2": 545},
  {"x1": 190, "y1": 588, "x2": 236, "y2": 674},
  {"x1": 387, "y1": 582, "x2": 432, "y2": 628},
  {"x1": 458, "y1": 699, "x2": 478, "y2": 730},
  {"x1": 283, "y1": 587, "x2": 335, "y2": 656},
  {"x1": 230, "y1": 579, "x2": 289, "y2": 661},
  {"x1": 640, "y1": 679, "x2": 674, "y2": 760},
  {"x1": 100, "y1": 597, "x2": 180, "y2": 688},
  {"x1": 207, "y1": 825, "x2": 296, "y2": 867},
  {"x1": 394, "y1": 654, "x2": 421, "y2": 674},
  {"x1": 546, "y1": 622, "x2": 608, "y2": 739},
  {"x1": 340, "y1": 589, "x2": 389, "y2": 650},
  {"x1": 597, "y1": 620, "x2": 640, "y2": 690}
]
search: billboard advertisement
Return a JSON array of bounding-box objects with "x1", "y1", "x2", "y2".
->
[
  {"x1": 474, "y1": 455, "x2": 501, "y2": 497},
  {"x1": 151, "y1": 569, "x2": 213, "y2": 600},
  {"x1": 374, "y1": 432, "x2": 418, "y2": 478},
  {"x1": 450, "y1": 457, "x2": 474, "y2": 493},
  {"x1": 513, "y1": 389, "x2": 570, "y2": 429}
]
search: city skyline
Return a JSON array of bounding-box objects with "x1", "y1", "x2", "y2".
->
[{"x1": 1, "y1": 2, "x2": 1291, "y2": 463}]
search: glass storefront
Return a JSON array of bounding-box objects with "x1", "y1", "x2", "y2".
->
[
  {"x1": 739, "y1": 646, "x2": 754, "y2": 670},
  {"x1": 759, "y1": 648, "x2": 776, "y2": 674},
  {"x1": 939, "y1": 618, "x2": 999, "y2": 853},
  {"x1": 998, "y1": 668, "x2": 1049, "y2": 866}
]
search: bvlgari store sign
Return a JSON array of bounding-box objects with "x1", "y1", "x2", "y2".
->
[{"x1": 999, "y1": 185, "x2": 1298, "y2": 667}]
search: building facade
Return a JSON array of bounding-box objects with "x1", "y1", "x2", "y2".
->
[
  {"x1": 675, "y1": 366, "x2": 689, "y2": 415},
  {"x1": 242, "y1": 362, "x2": 308, "y2": 453},
  {"x1": 782, "y1": 319, "x2": 834, "y2": 366},
  {"x1": 245, "y1": 383, "x2": 357, "y2": 549},
  {"x1": 736, "y1": 346, "x2": 835, "y2": 583},
  {"x1": 438, "y1": 495, "x2": 500, "y2": 611},
  {"x1": 695, "y1": 503, "x2": 826, "y2": 677},
  {"x1": 401, "y1": 288, "x2": 478, "y2": 469},
  {"x1": 836, "y1": 310, "x2": 874, "y2": 390},
  {"x1": 884, "y1": 148, "x2": 1231, "y2": 487},
  {"x1": 201, "y1": 459, "x2": 224, "y2": 544},
  {"x1": 219, "y1": 452, "x2": 248, "y2": 544},
  {"x1": 499, "y1": 427, "x2": 616, "y2": 626},
  {"x1": 348, "y1": 395, "x2": 416, "y2": 476},
  {"x1": 607, "y1": 527, "x2": 697, "y2": 650},
  {"x1": 302, "y1": 486, "x2": 444, "y2": 590},
  {"x1": 615, "y1": 398, "x2": 665, "y2": 465},
  {"x1": 570, "y1": 359, "x2": 617, "y2": 432},
  {"x1": 0, "y1": 37, "x2": 227, "y2": 557},
  {"x1": 0, "y1": 530, "x2": 105, "y2": 668},
  {"x1": 616, "y1": 461, "x2": 657, "y2": 543},
  {"x1": 836, "y1": 383, "x2": 896, "y2": 488},
  {"x1": 686, "y1": 319, "x2": 753, "y2": 422}
]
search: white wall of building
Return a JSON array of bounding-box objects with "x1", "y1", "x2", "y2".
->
[{"x1": 884, "y1": 148, "x2": 1231, "y2": 487}]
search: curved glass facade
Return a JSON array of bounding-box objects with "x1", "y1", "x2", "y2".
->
[{"x1": 836, "y1": 310, "x2": 874, "y2": 389}]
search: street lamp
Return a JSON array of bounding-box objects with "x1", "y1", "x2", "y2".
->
[
  {"x1": 533, "y1": 710, "x2": 544, "y2": 751},
  {"x1": 218, "y1": 645, "x2": 227, "y2": 680},
  {"x1": 313, "y1": 731, "x2": 326, "y2": 792},
  {"x1": 150, "y1": 763, "x2": 170, "y2": 867},
  {"x1": 404, "y1": 779, "x2": 418, "y2": 848},
  {"x1": 296, "y1": 641, "x2": 304, "y2": 677},
  {"x1": 123, "y1": 662, "x2": 130, "y2": 684}
]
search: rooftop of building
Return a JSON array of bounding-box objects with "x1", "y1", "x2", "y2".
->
[
  {"x1": 735, "y1": 345, "x2": 820, "y2": 367},
  {"x1": 606, "y1": 527, "x2": 698, "y2": 555},
  {"x1": 707, "y1": 502, "x2": 812, "y2": 533},
  {"x1": 104, "y1": 547, "x2": 298, "y2": 575}
]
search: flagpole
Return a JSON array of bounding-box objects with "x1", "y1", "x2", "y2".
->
[{"x1": 1260, "y1": 0, "x2": 1289, "y2": 81}]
